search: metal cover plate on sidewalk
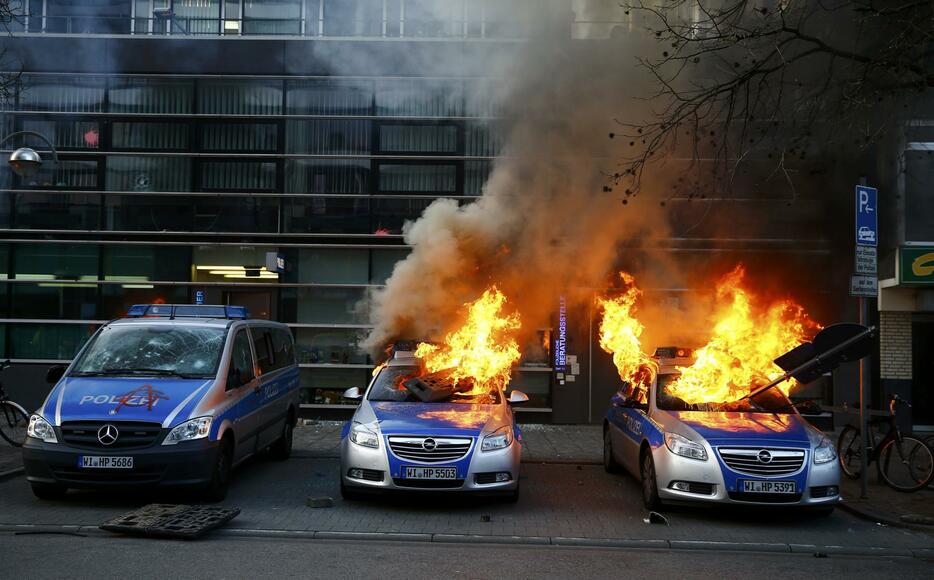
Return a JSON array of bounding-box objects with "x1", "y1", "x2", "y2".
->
[{"x1": 100, "y1": 504, "x2": 240, "y2": 539}]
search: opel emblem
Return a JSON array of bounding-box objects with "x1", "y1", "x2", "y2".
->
[
  {"x1": 757, "y1": 450, "x2": 772, "y2": 464},
  {"x1": 422, "y1": 438, "x2": 437, "y2": 451},
  {"x1": 98, "y1": 424, "x2": 119, "y2": 446}
]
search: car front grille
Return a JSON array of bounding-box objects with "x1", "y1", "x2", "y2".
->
[
  {"x1": 717, "y1": 447, "x2": 806, "y2": 477},
  {"x1": 388, "y1": 436, "x2": 472, "y2": 463},
  {"x1": 60, "y1": 421, "x2": 163, "y2": 450}
]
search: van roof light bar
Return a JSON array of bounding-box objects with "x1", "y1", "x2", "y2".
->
[{"x1": 126, "y1": 304, "x2": 250, "y2": 320}]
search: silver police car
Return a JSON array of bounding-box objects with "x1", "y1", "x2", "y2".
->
[{"x1": 604, "y1": 348, "x2": 840, "y2": 513}]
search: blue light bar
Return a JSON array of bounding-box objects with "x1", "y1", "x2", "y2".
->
[{"x1": 126, "y1": 304, "x2": 250, "y2": 319}]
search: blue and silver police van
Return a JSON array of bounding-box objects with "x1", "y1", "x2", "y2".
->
[{"x1": 22, "y1": 304, "x2": 300, "y2": 501}]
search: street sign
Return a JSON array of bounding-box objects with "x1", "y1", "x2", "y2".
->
[
  {"x1": 855, "y1": 185, "x2": 878, "y2": 247},
  {"x1": 899, "y1": 246, "x2": 934, "y2": 285},
  {"x1": 265, "y1": 252, "x2": 286, "y2": 274},
  {"x1": 849, "y1": 275, "x2": 878, "y2": 297},
  {"x1": 195, "y1": 290, "x2": 205, "y2": 305},
  {"x1": 855, "y1": 246, "x2": 877, "y2": 275}
]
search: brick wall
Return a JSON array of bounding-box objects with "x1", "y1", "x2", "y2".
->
[{"x1": 880, "y1": 311, "x2": 912, "y2": 380}]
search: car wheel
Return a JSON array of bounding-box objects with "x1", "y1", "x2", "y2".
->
[
  {"x1": 269, "y1": 419, "x2": 293, "y2": 461},
  {"x1": 31, "y1": 484, "x2": 67, "y2": 500},
  {"x1": 203, "y1": 438, "x2": 233, "y2": 503},
  {"x1": 603, "y1": 428, "x2": 623, "y2": 474},
  {"x1": 640, "y1": 450, "x2": 661, "y2": 510}
]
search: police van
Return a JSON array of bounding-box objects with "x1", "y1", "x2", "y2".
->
[{"x1": 22, "y1": 304, "x2": 300, "y2": 501}]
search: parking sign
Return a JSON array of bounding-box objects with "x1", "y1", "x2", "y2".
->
[{"x1": 855, "y1": 185, "x2": 878, "y2": 247}]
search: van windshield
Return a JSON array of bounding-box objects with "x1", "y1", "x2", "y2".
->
[{"x1": 71, "y1": 325, "x2": 227, "y2": 379}]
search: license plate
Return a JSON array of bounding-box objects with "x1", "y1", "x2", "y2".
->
[
  {"x1": 741, "y1": 480, "x2": 795, "y2": 494},
  {"x1": 78, "y1": 456, "x2": 134, "y2": 469},
  {"x1": 403, "y1": 466, "x2": 457, "y2": 480}
]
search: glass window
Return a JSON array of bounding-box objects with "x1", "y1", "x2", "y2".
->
[
  {"x1": 109, "y1": 78, "x2": 194, "y2": 114},
  {"x1": 173, "y1": 0, "x2": 222, "y2": 34},
  {"x1": 286, "y1": 79, "x2": 373, "y2": 115},
  {"x1": 112, "y1": 122, "x2": 189, "y2": 150},
  {"x1": 103, "y1": 195, "x2": 279, "y2": 233},
  {"x1": 243, "y1": 0, "x2": 302, "y2": 34},
  {"x1": 106, "y1": 156, "x2": 191, "y2": 192},
  {"x1": 322, "y1": 0, "x2": 381, "y2": 36},
  {"x1": 378, "y1": 163, "x2": 456, "y2": 193},
  {"x1": 375, "y1": 79, "x2": 462, "y2": 117},
  {"x1": 371, "y1": 248, "x2": 410, "y2": 284},
  {"x1": 509, "y1": 370, "x2": 550, "y2": 407},
  {"x1": 71, "y1": 324, "x2": 227, "y2": 377},
  {"x1": 100, "y1": 285, "x2": 190, "y2": 319},
  {"x1": 18, "y1": 76, "x2": 106, "y2": 112},
  {"x1": 12, "y1": 192, "x2": 100, "y2": 230},
  {"x1": 21, "y1": 119, "x2": 101, "y2": 150},
  {"x1": 250, "y1": 327, "x2": 276, "y2": 372},
  {"x1": 199, "y1": 80, "x2": 283, "y2": 115},
  {"x1": 465, "y1": 122, "x2": 504, "y2": 156},
  {"x1": 11, "y1": 284, "x2": 99, "y2": 320},
  {"x1": 286, "y1": 120, "x2": 370, "y2": 154},
  {"x1": 19, "y1": 159, "x2": 100, "y2": 191},
  {"x1": 905, "y1": 150, "x2": 934, "y2": 242},
  {"x1": 192, "y1": 245, "x2": 280, "y2": 282},
  {"x1": 295, "y1": 248, "x2": 369, "y2": 284},
  {"x1": 202, "y1": 122, "x2": 278, "y2": 152},
  {"x1": 271, "y1": 327, "x2": 296, "y2": 368},
  {"x1": 282, "y1": 197, "x2": 371, "y2": 234},
  {"x1": 464, "y1": 159, "x2": 491, "y2": 196},
  {"x1": 14, "y1": 243, "x2": 99, "y2": 280},
  {"x1": 281, "y1": 287, "x2": 368, "y2": 324},
  {"x1": 378, "y1": 123, "x2": 458, "y2": 154},
  {"x1": 201, "y1": 160, "x2": 277, "y2": 191},
  {"x1": 293, "y1": 328, "x2": 368, "y2": 364},
  {"x1": 371, "y1": 197, "x2": 434, "y2": 232},
  {"x1": 9, "y1": 323, "x2": 96, "y2": 360},
  {"x1": 286, "y1": 159, "x2": 370, "y2": 194},
  {"x1": 228, "y1": 330, "x2": 256, "y2": 387},
  {"x1": 103, "y1": 246, "x2": 192, "y2": 282},
  {"x1": 403, "y1": 0, "x2": 462, "y2": 38},
  {"x1": 300, "y1": 368, "x2": 368, "y2": 404},
  {"x1": 44, "y1": 0, "x2": 132, "y2": 34}
]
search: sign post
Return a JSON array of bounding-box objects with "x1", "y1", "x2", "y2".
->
[{"x1": 852, "y1": 184, "x2": 877, "y2": 499}]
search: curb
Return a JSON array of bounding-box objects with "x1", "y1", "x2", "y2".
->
[
  {"x1": 0, "y1": 524, "x2": 929, "y2": 558},
  {"x1": 838, "y1": 499, "x2": 934, "y2": 533},
  {"x1": 0, "y1": 467, "x2": 24, "y2": 482}
]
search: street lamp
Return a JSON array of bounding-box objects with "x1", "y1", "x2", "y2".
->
[{"x1": 0, "y1": 130, "x2": 59, "y2": 178}]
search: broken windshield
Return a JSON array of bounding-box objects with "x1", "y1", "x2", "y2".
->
[
  {"x1": 655, "y1": 373, "x2": 794, "y2": 414},
  {"x1": 368, "y1": 366, "x2": 501, "y2": 404},
  {"x1": 71, "y1": 324, "x2": 227, "y2": 378}
]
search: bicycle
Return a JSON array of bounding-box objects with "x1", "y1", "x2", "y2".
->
[
  {"x1": 837, "y1": 394, "x2": 934, "y2": 492},
  {"x1": 0, "y1": 360, "x2": 30, "y2": 447}
]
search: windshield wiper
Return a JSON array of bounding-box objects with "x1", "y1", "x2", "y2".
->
[{"x1": 72, "y1": 368, "x2": 209, "y2": 379}]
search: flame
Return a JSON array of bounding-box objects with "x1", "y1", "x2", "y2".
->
[
  {"x1": 682, "y1": 412, "x2": 796, "y2": 434},
  {"x1": 415, "y1": 286, "x2": 521, "y2": 394},
  {"x1": 666, "y1": 265, "x2": 821, "y2": 404},
  {"x1": 416, "y1": 407, "x2": 494, "y2": 429},
  {"x1": 597, "y1": 273, "x2": 658, "y2": 389}
]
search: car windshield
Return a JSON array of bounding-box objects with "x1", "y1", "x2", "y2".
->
[
  {"x1": 367, "y1": 366, "x2": 501, "y2": 404},
  {"x1": 71, "y1": 324, "x2": 227, "y2": 378},
  {"x1": 655, "y1": 373, "x2": 795, "y2": 414}
]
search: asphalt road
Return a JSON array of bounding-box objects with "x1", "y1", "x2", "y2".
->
[{"x1": 2, "y1": 534, "x2": 931, "y2": 580}]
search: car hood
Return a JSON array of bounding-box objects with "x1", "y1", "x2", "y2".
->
[
  {"x1": 664, "y1": 411, "x2": 811, "y2": 446},
  {"x1": 366, "y1": 401, "x2": 497, "y2": 436},
  {"x1": 44, "y1": 376, "x2": 213, "y2": 426}
]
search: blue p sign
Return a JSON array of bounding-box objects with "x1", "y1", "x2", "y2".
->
[{"x1": 855, "y1": 186, "x2": 878, "y2": 247}]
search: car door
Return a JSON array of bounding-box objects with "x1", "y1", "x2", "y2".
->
[
  {"x1": 227, "y1": 328, "x2": 261, "y2": 462},
  {"x1": 609, "y1": 384, "x2": 649, "y2": 474}
]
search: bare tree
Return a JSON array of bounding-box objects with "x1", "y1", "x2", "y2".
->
[
  {"x1": 612, "y1": 0, "x2": 934, "y2": 201},
  {"x1": 0, "y1": 0, "x2": 22, "y2": 104}
]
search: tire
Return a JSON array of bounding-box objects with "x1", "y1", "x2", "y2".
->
[
  {"x1": 0, "y1": 400, "x2": 29, "y2": 447},
  {"x1": 203, "y1": 438, "x2": 233, "y2": 502},
  {"x1": 877, "y1": 436, "x2": 934, "y2": 492},
  {"x1": 640, "y1": 449, "x2": 661, "y2": 510},
  {"x1": 31, "y1": 484, "x2": 67, "y2": 500},
  {"x1": 603, "y1": 428, "x2": 623, "y2": 474},
  {"x1": 269, "y1": 419, "x2": 293, "y2": 461},
  {"x1": 837, "y1": 425, "x2": 862, "y2": 480}
]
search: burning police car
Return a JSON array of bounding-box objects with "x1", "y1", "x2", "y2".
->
[
  {"x1": 340, "y1": 346, "x2": 528, "y2": 500},
  {"x1": 603, "y1": 347, "x2": 840, "y2": 513}
]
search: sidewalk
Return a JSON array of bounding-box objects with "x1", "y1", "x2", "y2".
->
[
  {"x1": 839, "y1": 472, "x2": 934, "y2": 528},
  {"x1": 0, "y1": 444, "x2": 22, "y2": 477}
]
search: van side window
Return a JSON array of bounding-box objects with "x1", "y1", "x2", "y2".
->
[
  {"x1": 227, "y1": 331, "x2": 255, "y2": 389},
  {"x1": 272, "y1": 328, "x2": 295, "y2": 368},
  {"x1": 250, "y1": 327, "x2": 276, "y2": 374}
]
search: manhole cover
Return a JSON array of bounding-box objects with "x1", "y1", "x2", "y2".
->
[{"x1": 100, "y1": 504, "x2": 240, "y2": 539}]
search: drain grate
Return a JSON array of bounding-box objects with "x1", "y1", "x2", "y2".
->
[{"x1": 100, "y1": 504, "x2": 240, "y2": 539}]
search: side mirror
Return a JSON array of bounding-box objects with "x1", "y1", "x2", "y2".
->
[
  {"x1": 507, "y1": 390, "x2": 529, "y2": 405},
  {"x1": 46, "y1": 365, "x2": 66, "y2": 384},
  {"x1": 610, "y1": 393, "x2": 626, "y2": 407},
  {"x1": 343, "y1": 387, "x2": 363, "y2": 401},
  {"x1": 798, "y1": 400, "x2": 824, "y2": 416}
]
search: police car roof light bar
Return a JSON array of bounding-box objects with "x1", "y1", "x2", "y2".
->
[{"x1": 126, "y1": 304, "x2": 249, "y2": 319}]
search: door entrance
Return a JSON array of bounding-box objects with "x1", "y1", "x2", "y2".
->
[
  {"x1": 912, "y1": 320, "x2": 934, "y2": 429},
  {"x1": 225, "y1": 291, "x2": 272, "y2": 320}
]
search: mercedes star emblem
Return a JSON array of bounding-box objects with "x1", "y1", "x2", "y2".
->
[{"x1": 98, "y1": 424, "x2": 119, "y2": 446}]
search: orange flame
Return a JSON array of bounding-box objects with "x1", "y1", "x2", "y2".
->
[
  {"x1": 415, "y1": 286, "x2": 521, "y2": 393},
  {"x1": 666, "y1": 265, "x2": 821, "y2": 404},
  {"x1": 597, "y1": 273, "x2": 658, "y2": 389},
  {"x1": 416, "y1": 407, "x2": 494, "y2": 429},
  {"x1": 682, "y1": 412, "x2": 796, "y2": 434}
]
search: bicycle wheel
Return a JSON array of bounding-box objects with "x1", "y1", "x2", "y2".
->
[
  {"x1": 877, "y1": 436, "x2": 934, "y2": 492},
  {"x1": 0, "y1": 400, "x2": 29, "y2": 447},
  {"x1": 837, "y1": 425, "x2": 862, "y2": 480}
]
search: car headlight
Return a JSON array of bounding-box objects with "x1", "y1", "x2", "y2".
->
[
  {"x1": 349, "y1": 421, "x2": 380, "y2": 449},
  {"x1": 664, "y1": 432, "x2": 708, "y2": 461},
  {"x1": 482, "y1": 425, "x2": 513, "y2": 452},
  {"x1": 808, "y1": 429, "x2": 837, "y2": 464},
  {"x1": 27, "y1": 414, "x2": 58, "y2": 443},
  {"x1": 162, "y1": 417, "x2": 212, "y2": 445}
]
